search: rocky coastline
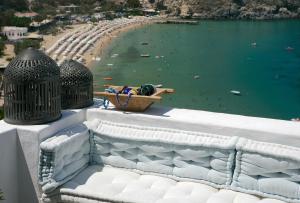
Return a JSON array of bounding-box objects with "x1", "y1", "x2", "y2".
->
[
  {"x1": 149, "y1": 0, "x2": 300, "y2": 19},
  {"x1": 190, "y1": 5, "x2": 300, "y2": 20}
]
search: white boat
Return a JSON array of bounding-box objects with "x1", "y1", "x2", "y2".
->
[
  {"x1": 141, "y1": 54, "x2": 150, "y2": 57},
  {"x1": 230, "y1": 90, "x2": 241, "y2": 95}
]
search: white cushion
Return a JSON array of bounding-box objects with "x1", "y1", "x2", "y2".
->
[
  {"x1": 87, "y1": 120, "x2": 238, "y2": 187},
  {"x1": 39, "y1": 124, "x2": 90, "y2": 193},
  {"x1": 44, "y1": 165, "x2": 287, "y2": 203},
  {"x1": 233, "y1": 138, "x2": 300, "y2": 202}
]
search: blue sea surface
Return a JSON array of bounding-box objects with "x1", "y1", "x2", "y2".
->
[{"x1": 91, "y1": 20, "x2": 300, "y2": 120}]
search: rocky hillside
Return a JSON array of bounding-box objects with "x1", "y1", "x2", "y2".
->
[{"x1": 143, "y1": 0, "x2": 300, "y2": 19}]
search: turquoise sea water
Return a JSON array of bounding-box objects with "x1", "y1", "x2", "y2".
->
[{"x1": 91, "y1": 20, "x2": 300, "y2": 120}]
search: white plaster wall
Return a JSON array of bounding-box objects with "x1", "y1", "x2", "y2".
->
[
  {"x1": 0, "y1": 127, "x2": 18, "y2": 203},
  {"x1": 0, "y1": 109, "x2": 86, "y2": 203}
]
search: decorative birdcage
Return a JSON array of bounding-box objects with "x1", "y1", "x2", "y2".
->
[
  {"x1": 60, "y1": 60, "x2": 93, "y2": 109},
  {"x1": 3, "y1": 48, "x2": 61, "y2": 125}
]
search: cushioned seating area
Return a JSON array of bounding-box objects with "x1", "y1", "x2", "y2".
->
[
  {"x1": 43, "y1": 165, "x2": 285, "y2": 203},
  {"x1": 39, "y1": 120, "x2": 300, "y2": 203},
  {"x1": 88, "y1": 119, "x2": 238, "y2": 188}
]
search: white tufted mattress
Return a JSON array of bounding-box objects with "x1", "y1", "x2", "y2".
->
[{"x1": 44, "y1": 165, "x2": 287, "y2": 203}]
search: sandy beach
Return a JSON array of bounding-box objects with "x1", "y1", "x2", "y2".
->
[
  {"x1": 41, "y1": 24, "x2": 87, "y2": 51},
  {"x1": 83, "y1": 21, "x2": 152, "y2": 67},
  {"x1": 42, "y1": 17, "x2": 160, "y2": 68}
]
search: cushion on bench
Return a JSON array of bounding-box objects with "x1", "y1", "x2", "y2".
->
[
  {"x1": 39, "y1": 120, "x2": 300, "y2": 203},
  {"x1": 39, "y1": 124, "x2": 91, "y2": 193},
  {"x1": 42, "y1": 165, "x2": 286, "y2": 203},
  {"x1": 233, "y1": 138, "x2": 300, "y2": 203},
  {"x1": 86, "y1": 119, "x2": 238, "y2": 188}
]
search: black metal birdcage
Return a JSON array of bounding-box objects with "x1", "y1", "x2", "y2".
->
[
  {"x1": 60, "y1": 60, "x2": 93, "y2": 109},
  {"x1": 3, "y1": 48, "x2": 61, "y2": 125}
]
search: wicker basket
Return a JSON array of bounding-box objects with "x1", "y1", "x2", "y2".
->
[{"x1": 94, "y1": 86, "x2": 174, "y2": 112}]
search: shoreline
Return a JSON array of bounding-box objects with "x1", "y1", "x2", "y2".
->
[
  {"x1": 84, "y1": 21, "x2": 153, "y2": 68},
  {"x1": 42, "y1": 17, "x2": 161, "y2": 68}
]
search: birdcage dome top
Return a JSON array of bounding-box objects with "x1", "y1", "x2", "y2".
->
[
  {"x1": 4, "y1": 48, "x2": 59, "y2": 83},
  {"x1": 60, "y1": 60, "x2": 93, "y2": 86}
]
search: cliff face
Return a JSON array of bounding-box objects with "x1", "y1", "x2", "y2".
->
[{"x1": 147, "y1": 0, "x2": 300, "y2": 19}]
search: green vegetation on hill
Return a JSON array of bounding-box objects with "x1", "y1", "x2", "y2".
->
[
  {"x1": 0, "y1": 0, "x2": 28, "y2": 11},
  {"x1": 34, "y1": 0, "x2": 99, "y2": 6},
  {"x1": 0, "y1": 0, "x2": 143, "y2": 27},
  {"x1": 10, "y1": 16, "x2": 31, "y2": 27},
  {"x1": 127, "y1": 0, "x2": 141, "y2": 8},
  {"x1": 0, "y1": 10, "x2": 32, "y2": 27},
  {"x1": 0, "y1": 38, "x2": 5, "y2": 57},
  {"x1": 32, "y1": 0, "x2": 141, "y2": 15},
  {"x1": 100, "y1": 1, "x2": 123, "y2": 12},
  {"x1": 32, "y1": 0, "x2": 103, "y2": 15},
  {"x1": 156, "y1": 1, "x2": 167, "y2": 10}
]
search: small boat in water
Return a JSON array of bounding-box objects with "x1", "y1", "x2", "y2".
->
[
  {"x1": 107, "y1": 64, "x2": 114, "y2": 66},
  {"x1": 141, "y1": 42, "x2": 149, "y2": 45},
  {"x1": 230, "y1": 90, "x2": 241, "y2": 95},
  {"x1": 286, "y1": 46, "x2": 294, "y2": 51},
  {"x1": 194, "y1": 75, "x2": 200, "y2": 79},
  {"x1": 141, "y1": 54, "x2": 150, "y2": 57},
  {"x1": 104, "y1": 77, "x2": 113, "y2": 80}
]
